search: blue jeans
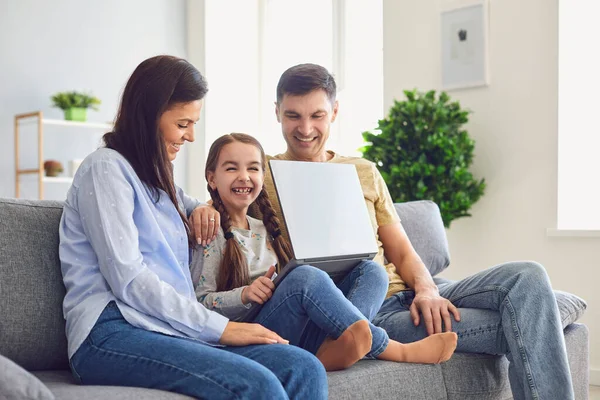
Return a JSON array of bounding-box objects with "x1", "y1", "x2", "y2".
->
[
  {"x1": 70, "y1": 302, "x2": 328, "y2": 400},
  {"x1": 372, "y1": 261, "x2": 574, "y2": 400},
  {"x1": 255, "y1": 261, "x2": 391, "y2": 357}
]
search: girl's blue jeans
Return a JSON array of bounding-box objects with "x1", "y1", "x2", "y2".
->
[{"x1": 254, "y1": 261, "x2": 391, "y2": 357}]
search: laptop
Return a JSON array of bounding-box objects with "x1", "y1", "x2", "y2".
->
[
  {"x1": 269, "y1": 159, "x2": 379, "y2": 285},
  {"x1": 241, "y1": 159, "x2": 378, "y2": 322}
]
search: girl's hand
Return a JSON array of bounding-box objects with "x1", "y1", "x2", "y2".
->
[
  {"x1": 220, "y1": 321, "x2": 289, "y2": 346},
  {"x1": 190, "y1": 204, "x2": 220, "y2": 246},
  {"x1": 241, "y1": 266, "x2": 276, "y2": 305}
]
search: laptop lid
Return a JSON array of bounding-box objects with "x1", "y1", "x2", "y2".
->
[{"x1": 269, "y1": 160, "x2": 378, "y2": 264}]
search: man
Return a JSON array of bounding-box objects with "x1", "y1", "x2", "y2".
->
[{"x1": 198, "y1": 63, "x2": 574, "y2": 399}]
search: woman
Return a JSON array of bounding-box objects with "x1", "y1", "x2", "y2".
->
[{"x1": 59, "y1": 55, "x2": 327, "y2": 399}]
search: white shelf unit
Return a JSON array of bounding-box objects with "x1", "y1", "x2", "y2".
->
[{"x1": 14, "y1": 111, "x2": 113, "y2": 199}]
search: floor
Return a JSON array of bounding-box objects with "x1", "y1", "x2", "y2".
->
[{"x1": 591, "y1": 385, "x2": 600, "y2": 399}]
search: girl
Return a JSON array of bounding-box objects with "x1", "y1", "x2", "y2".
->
[{"x1": 191, "y1": 133, "x2": 458, "y2": 371}]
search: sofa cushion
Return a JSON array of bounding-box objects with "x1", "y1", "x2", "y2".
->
[
  {"x1": 441, "y1": 352, "x2": 510, "y2": 400},
  {"x1": 34, "y1": 370, "x2": 193, "y2": 400},
  {"x1": 554, "y1": 290, "x2": 587, "y2": 328},
  {"x1": 0, "y1": 198, "x2": 69, "y2": 371},
  {"x1": 394, "y1": 201, "x2": 450, "y2": 276},
  {"x1": 0, "y1": 354, "x2": 55, "y2": 400},
  {"x1": 327, "y1": 359, "x2": 446, "y2": 400}
]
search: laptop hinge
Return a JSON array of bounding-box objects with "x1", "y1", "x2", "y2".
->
[{"x1": 303, "y1": 254, "x2": 374, "y2": 263}]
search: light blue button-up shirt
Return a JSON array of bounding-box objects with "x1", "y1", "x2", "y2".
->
[{"x1": 59, "y1": 148, "x2": 228, "y2": 358}]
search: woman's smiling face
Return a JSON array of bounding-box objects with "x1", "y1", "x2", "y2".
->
[{"x1": 158, "y1": 100, "x2": 202, "y2": 161}]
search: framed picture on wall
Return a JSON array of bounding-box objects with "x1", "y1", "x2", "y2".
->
[{"x1": 440, "y1": 0, "x2": 489, "y2": 90}]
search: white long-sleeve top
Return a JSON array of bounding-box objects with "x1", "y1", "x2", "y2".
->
[{"x1": 190, "y1": 216, "x2": 278, "y2": 321}]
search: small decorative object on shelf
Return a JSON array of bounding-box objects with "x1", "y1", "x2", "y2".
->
[
  {"x1": 43, "y1": 160, "x2": 64, "y2": 177},
  {"x1": 51, "y1": 91, "x2": 101, "y2": 122},
  {"x1": 69, "y1": 159, "x2": 84, "y2": 177}
]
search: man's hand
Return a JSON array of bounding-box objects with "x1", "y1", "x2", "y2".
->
[
  {"x1": 241, "y1": 266, "x2": 276, "y2": 305},
  {"x1": 190, "y1": 204, "x2": 220, "y2": 246},
  {"x1": 378, "y1": 222, "x2": 461, "y2": 335},
  {"x1": 409, "y1": 288, "x2": 460, "y2": 335},
  {"x1": 219, "y1": 321, "x2": 289, "y2": 346}
]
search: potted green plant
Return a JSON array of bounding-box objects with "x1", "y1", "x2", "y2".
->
[
  {"x1": 43, "y1": 160, "x2": 64, "y2": 177},
  {"x1": 51, "y1": 91, "x2": 101, "y2": 121},
  {"x1": 361, "y1": 89, "x2": 485, "y2": 228}
]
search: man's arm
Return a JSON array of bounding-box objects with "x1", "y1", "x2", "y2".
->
[
  {"x1": 378, "y1": 222, "x2": 436, "y2": 291},
  {"x1": 378, "y1": 222, "x2": 460, "y2": 335}
]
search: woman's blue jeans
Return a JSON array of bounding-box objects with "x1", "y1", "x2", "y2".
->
[
  {"x1": 373, "y1": 261, "x2": 575, "y2": 400},
  {"x1": 255, "y1": 261, "x2": 391, "y2": 357},
  {"x1": 70, "y1": 302, "x2": 328, "y2": 400}
]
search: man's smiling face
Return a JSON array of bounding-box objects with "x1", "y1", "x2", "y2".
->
[{"x1": 276, "y1": 89, "x2": 338, "y2": 162}]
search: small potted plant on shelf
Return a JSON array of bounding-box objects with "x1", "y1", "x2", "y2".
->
[
  {"x1": 50, "y1": 91, "x2": 101, "y2": 122},
  {"x1": 43, "y1": 160, "x2": 64, "y2": 177}
]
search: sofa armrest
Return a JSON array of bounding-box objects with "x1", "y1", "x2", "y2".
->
[{"x1": 393, "y1": 200, "x2": 450, "y2": 276}]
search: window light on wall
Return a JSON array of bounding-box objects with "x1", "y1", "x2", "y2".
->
[{"x1": 556, "y1": 0, "x2": 600, "y2": 232}]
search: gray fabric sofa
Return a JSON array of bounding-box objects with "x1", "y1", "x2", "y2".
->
[{"x1": 0, "y1": 197, "x2": 589, "y2": 400}]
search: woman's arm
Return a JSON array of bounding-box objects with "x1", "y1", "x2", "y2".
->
[
  {"x1": 77, "y1": 159, "x2": 228, "y2": 343},
  {"x1": 177, "y1": 187, "x2": 220, "y2": 245},
  {"x1": 177, "y1": 186, "x2": 203, "y2": 217}
]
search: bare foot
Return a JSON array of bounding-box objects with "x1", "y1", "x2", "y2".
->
[
  {"x1": 377, "y1": 332, "x2": 458, "y2": 364},
  {"x1": 315, "y1": 320, "x2": 372, "y2": 371}
]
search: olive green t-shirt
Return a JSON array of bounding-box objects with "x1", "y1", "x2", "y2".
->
[{"x1": 250, "y1": 151, "x2": 406, "y2": 297}]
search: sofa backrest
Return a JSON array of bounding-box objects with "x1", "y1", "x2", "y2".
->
[
  {"x1": 0, "y1": 197, "x2": 450, "y2": 372},
  {"x1": 0, "y1": 198, "x2": 68, "y2": 371},
  {"x1": 394, "y1": 200, "x2": 451, "y2": 277}
]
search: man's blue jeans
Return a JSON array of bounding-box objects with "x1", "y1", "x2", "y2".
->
[
  {"x1": 70, "y1": 302, "x2": 328, "y2": 400},
  {"x1": 373, "y1": 261, "x2": 574, "y2": 400},
  {"x1": 255, "y1": 261, "x2": 391, "y2": 357}
]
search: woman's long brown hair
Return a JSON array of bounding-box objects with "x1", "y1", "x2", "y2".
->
[
  {"x1": 102, "y1": 55, "x2": 208, "y2": 246},
  {"x1": 205, "y1": 133, "x2": 294, "y2": 291}
]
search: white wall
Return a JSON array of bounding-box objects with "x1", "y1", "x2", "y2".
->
[
  {"x1": 383, "y1": 0, "x2": 600, "y2": 382},
  {"x1": 0, "y1": 0, "x2": 188, "y2": 199},
  {"x1": 557, "y1": 0, "x2": 600, "y2": 231}
]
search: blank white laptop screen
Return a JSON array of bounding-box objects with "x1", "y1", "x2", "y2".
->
[
  {"x1": 240, "y1": 160, "x2": 379, "y2": 322},
  {"x1": 269, "y1": 160, "x2": 378, "y2": 271}
]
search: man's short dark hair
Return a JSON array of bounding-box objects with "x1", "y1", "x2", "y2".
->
[{"x1": 276, "y1": 64, "x2": 336, "y2": 105}]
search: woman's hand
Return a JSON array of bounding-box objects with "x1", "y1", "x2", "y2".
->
[
  {"x1": 219, "y1": 321, "x2": 289, "y2": 346},
  {"x1": 190, "y1": 204, "x2": 220, "y2": 246},
  {"x1": 241, "y1": 266, "x2": 276, "y2": 305}
]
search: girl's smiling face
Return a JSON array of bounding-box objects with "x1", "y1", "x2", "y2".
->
[{"x1": 207, "y1": 141, "x2": 264, "y2": 213}]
